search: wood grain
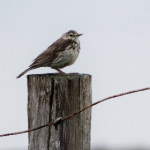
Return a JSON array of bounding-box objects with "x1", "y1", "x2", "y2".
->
[{"x1": 27, "y1": 73, "x2": 92, "y2": 150}]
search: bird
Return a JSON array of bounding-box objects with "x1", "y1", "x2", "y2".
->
[{"x1": 17, "y1": 30, "x2": 82, "y2": 78}]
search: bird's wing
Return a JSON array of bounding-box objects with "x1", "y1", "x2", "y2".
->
[{"x1": 29, "y1": 38, "x2": 73, "y2": 68}]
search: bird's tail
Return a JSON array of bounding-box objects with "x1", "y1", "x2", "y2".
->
[{"x1": 16, "y1": 68, "x2": 32, "y2": 78}]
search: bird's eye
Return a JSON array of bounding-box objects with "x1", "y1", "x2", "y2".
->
[{"x1": 69, "y1": 34, "x2": 73, "y2": 37}]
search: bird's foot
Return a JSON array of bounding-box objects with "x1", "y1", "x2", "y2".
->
[{"x1": 54, "y1": 68, "x2": 72, "y2": 76}]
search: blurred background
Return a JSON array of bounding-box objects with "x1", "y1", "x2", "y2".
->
[{"x1": 0, "y1": 0, "x2": 150, "y2": 150}]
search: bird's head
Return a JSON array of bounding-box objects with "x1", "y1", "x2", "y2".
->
[{"x1": 61, "y1": 30, "x2": 82, "y2": 41}]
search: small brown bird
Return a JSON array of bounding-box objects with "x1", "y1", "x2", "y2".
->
[{"x1": 17, "y1": 30, "x2": 82, "y2": 78}]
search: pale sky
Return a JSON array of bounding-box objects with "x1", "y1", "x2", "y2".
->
[{"x1": 0, "y1": 0, "x2": 150, "y2": 149}]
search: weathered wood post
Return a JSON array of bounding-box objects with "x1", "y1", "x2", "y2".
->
[{"x1": 27, "y1": 73, "x2": 92, "y2": 150}]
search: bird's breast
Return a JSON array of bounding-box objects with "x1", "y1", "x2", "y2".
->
[{"x1": 51, "y1": 43, "x2": 80, "y2": 68}]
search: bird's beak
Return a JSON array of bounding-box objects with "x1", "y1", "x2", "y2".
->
[{"x1": 77, "y1": 34, "x2": 83, "y2": 37}]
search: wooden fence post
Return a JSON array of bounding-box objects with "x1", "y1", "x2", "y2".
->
[{"x1": 27, "y1": 73, "x2": 92, "y2": 150}]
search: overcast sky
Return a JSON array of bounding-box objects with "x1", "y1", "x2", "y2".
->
[{"x1": 0, "y1": 0, "x2": 150, "y2": 149}]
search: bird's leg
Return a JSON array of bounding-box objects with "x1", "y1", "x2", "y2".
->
[{"x1": 54, "y1": 68, "x2": 72, "y2": 76}]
